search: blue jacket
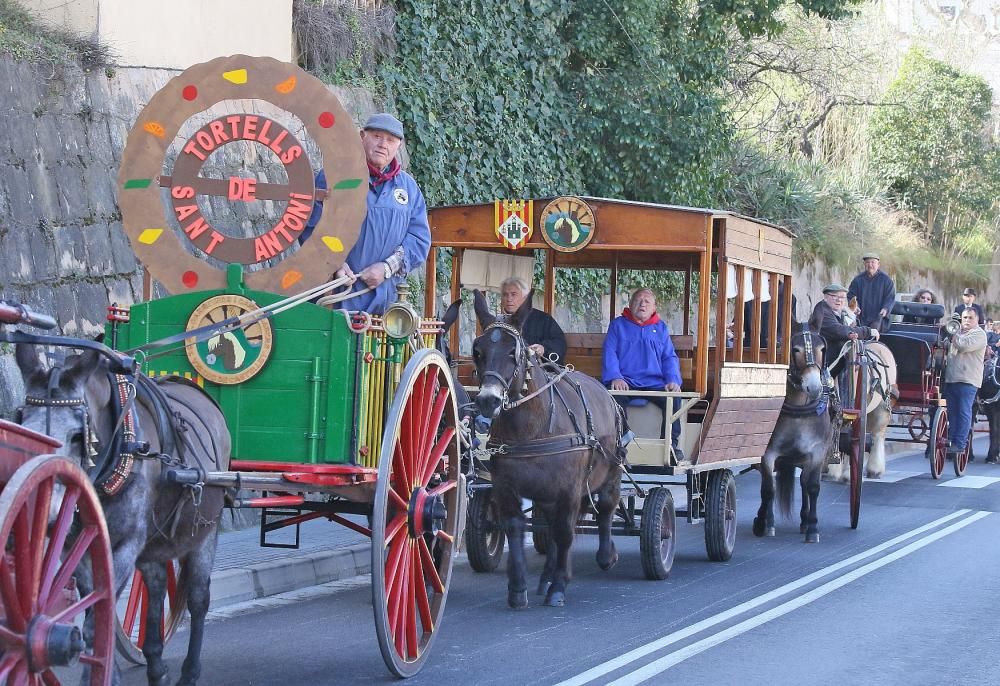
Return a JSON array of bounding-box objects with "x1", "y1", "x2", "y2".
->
[
  {"x1": 602, "y1": 313, "x2": 681, "y2": 388},
  {"x1": 848, "y1": 270, "x2": 895, "y2": 331},
  {"x1": 302, "y1": 168, "x2": 431, "y2": 314}
]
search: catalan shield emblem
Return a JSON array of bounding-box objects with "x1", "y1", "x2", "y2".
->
[{"x1": 494, "y1": 199, "x2": 534, "y2": 250}]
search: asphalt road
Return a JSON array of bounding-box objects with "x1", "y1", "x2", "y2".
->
[{"x1": 118, "y1": 448, "x2": 1000, "y2": 686}]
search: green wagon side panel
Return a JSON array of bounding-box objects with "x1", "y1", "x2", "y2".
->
[{"x1": 109, "y1": 287, "x2": 359, "y2": 465}]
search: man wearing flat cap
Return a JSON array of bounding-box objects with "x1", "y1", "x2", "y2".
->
[
  {"x1": 847, "y1": 253, "x2": 895, "y2": 334},
  {"x1": 301, "y1": 113, "x2": 430, "y2": 313},
  {"x1": 954, "y1": 288, "x2": 986, "y2": 328},
  {"x1": 809, "y1": 283, "x2": 879, "y2": 381}
]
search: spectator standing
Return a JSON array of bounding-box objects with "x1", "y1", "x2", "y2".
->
[{"x1": 953, "y1": 288, "x2": 986, "y2": 328}]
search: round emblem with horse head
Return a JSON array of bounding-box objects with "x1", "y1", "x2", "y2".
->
[{"x1": 539, "y1": 196, "x2": 596, "y2": 253}]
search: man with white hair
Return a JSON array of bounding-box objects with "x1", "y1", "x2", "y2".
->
[{"x1": 500, "y1": 276, "x2": 566, "y2": 362}]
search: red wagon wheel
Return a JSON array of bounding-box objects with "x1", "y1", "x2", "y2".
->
[
  {"x1": 372, "y1": 348, "x2": 464, "y2": 678},
  {"x1": 849, "y1": 355, "x2": 869, "y2": 530},
  {"x1": 114, "y1": 559, "x2": 186, "y2": 664},
  {"x1": 953, "y1": 428, "x2": 974, "y2": 478},
  {"x1": 0, "y1": 455, "x2": 115, "y2": 685},
  {"x1": 929, "y1": 407, "x2": 948, "y2": 480}
]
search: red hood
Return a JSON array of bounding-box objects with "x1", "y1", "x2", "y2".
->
[{"x1": 622, "y1": 307, "x2": 661, "y2": 326}]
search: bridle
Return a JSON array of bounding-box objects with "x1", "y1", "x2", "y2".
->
[
  {"x1": 787, "y1": 329, "x2": 826, "y2": 392},
  {"x1": 478, "y1": 321, "x2": 529, "y2": 408},
  {"x1": 22, "y1": 362, "x2": 92, "y2": 449}
]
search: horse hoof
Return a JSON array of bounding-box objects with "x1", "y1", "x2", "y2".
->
[
  {"x1": 508, "y1": 589, "x2": 528, "y2": 609},
  {"x1": 597, "y1": 551, "x2": 619, "y2": 571},
  {"x1": 752, "y1": 517, "x2": 765, "y2": 537},
  {"x1": 805, "y1": 532, "x2": 820, "y2": 543},
  {"x1": 766, "y1": 527, "x2": 776, "y2": 537},
  {"x1": 148, "y1": 672, "x2": 170, "y2": 686},
  {"x1": 536, "y1": 580, "x2": 551, "y2": 596},
  {"x1": 866, "y1": 470, "x2": 882, "y2": 479},
  {"x1": 545, "y1": 591, "x2": 565, "y2": 607}
]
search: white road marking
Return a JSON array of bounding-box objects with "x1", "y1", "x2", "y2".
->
[
  {"x1": 938, "y1": 475, "x2": 1000, "y2": 489},
  {"x1": 604, "y1": 510, "x2": 991, "y2": 686},
  {"x1": 555, "y1": 509, "x2": 979, "y2": 686}
]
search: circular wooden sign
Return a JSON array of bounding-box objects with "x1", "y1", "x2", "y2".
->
[
  {"x1": 185, "y1": 294, "x2": 273, "y2": 384},
  {"x1": 118, "y1": 55, "x2": 368, "y2": 294},
  {"x1": 539, "y1": 196, "x2": 596, "y2": 253}
]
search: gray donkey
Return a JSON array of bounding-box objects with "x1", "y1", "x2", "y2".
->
[{"x1": 16, "y1": 343, "x2": 231, "y2": 686}]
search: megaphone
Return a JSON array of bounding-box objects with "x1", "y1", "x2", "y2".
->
[{"x1": 944, "y1": 313, "x2": 962, "y2": 337}]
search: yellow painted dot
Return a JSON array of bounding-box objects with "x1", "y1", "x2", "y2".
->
[
  {"x1": 138, "y1": 228, "x2": 164, "y2": 244},
  {"x1": 281, "y1": 270, "x2": 302, "y2": 289},
  {"x1": 322, "y1": 236, "x2": 344, "y2": 252},
  {"x1": 143, "y1": 122, "x2": 165, "y2": 138},
  {"x1": 223, "y1": 69, "x2": 248, "y2": 84}
]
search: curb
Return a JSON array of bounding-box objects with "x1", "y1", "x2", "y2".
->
[{"x1": 209, "y1": 543, "x2": 371, "y2": 610}]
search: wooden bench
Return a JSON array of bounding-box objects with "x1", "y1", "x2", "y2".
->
[{"x1": 563, "y1": 332, "x2": 695, "y2": 389}]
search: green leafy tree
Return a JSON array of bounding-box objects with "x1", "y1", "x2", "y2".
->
[{"x1": 869, "y1": 47, "x2": 1000, "y2": 252}]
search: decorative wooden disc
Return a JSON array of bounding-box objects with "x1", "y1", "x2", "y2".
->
[
  {"x1": 539, "y1": 196, "x2": 596, "y2": 253},
  {"x1": 185, "y1": 294, "x2": 273, "y2": 384},
  {"x1": 117, "y1": 55, "x2": 368, "y2": 294}
]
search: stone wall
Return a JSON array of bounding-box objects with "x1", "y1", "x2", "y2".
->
[{"x1": 0, "y1": 56, "x2": 377, "y2": 415}]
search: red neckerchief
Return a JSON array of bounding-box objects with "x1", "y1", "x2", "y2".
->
[
  {"x1": 622, "y1": 307, "x2": 661, "y2": 326},
  {"x1": 368, "y1": 158, "x2": 401, "y2": 187}
]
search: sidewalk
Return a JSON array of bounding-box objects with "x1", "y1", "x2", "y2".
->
[
  {"x1": 209, "y1": 515, "x2": 370, "y2": 609},
  {"x1": 205, "y1": 429, "x2": 990, "y2": 611}
]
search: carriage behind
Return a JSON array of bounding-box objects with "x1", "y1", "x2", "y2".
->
[{"x1": 426, "y1": 196, "x2": 797, "y2": 578}]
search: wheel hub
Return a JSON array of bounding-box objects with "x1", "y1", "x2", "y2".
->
[
  {"x1": 27, "y1": 616, "x2": 85, "y2": 671},
  {"x1": 409, "y1": 488, "x2": 447, "y2": 538}
]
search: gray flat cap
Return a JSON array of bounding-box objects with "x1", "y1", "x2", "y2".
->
[
  {"x1": 823, "y1": 283, "x2": 848, "y2": 294},
  {"x1": 363, "y1": 113, "x2": 404, "y2": 139},
  {"x1": 861, "y1": 252, "x2": 880, "y2": 260}
]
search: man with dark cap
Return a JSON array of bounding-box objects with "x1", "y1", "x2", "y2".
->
[
  {"x1": 847, "y1": 252, "x2": 896, "y2": 333},
  {"x1": 953, "y1": 288, "x2": 986, "y2": 328},
  {"x1": 809, "y1": 283, "x2": 880, "y2": 378},
  {"x1": 301, "y1": 113, "x2": 430, "y2": 313}
]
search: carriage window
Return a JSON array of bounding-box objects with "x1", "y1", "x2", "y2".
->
[{"x1": 554, "y1": 268, "x2": 612, "y2": 333}]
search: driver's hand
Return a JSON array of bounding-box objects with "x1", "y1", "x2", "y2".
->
[
  {"x1": 610, "y1": 378, "x2": 629, "y2": 391},
  {"x1": 528, "y1": 343, "x2": 545, "y2": 356},
  {"x1": 358, "y1": 263, "x2": 386, "y2": 288},
  {"x1": 335, "y1": 263, "x2": 356, "y2": 281},
  {"x1": 870, "y1": 328, "x2": 880, "y2": 341},
  {"x1": 665, "y1": 382, "x2": 681, "y2": 392}
]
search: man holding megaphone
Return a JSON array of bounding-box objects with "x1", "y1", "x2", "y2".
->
[{"x1": 942, "y1": 308, "x2": 987, "y2": 460}]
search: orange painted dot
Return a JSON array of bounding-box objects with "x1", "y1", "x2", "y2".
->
[
  {"x1": 182, "y1": 85, "x2": 198, "y2": 101},
  {"x1": 281, "y1": 270, "x2": 302, "y2": 290},
  {"x1": 318, "y1": 112, "x2": 335, "y2": 128},
  {"x1": 143, "y1": 122, "x2": 166, "y2": 138},
  {"x1": 182, "y1": 271, "x2": 199, "y2": 288}
]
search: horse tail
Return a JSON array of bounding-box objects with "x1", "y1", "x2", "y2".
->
[{"x1": 776, "y1": 465, "x2": 796, "y2": 519}]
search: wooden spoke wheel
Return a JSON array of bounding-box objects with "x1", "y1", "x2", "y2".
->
[
  {"x1": 372, "y1": 349, "x2": 463, "y2": 678},
  {"x1": 640, "y1": 487, "x2": 676, "y2": 581},
  {"x1": 929, "y1": 408, "x2": 948, "y2": 480},
  {"x1": 704, "y1": 470, "x2": 737, "y2": 562},
  {"x1": 0, "y1": 455, "x2": 114, "y2": 685},
  {"x1": 114, "y1": 559, "x2": 186, "y2": 665},
  {"x1": 466, "y1": 488, "x2": 505, "y2": 573},
  {"x1": 954, "y1": 428, "x2": 974, "y2": 478},
  {"x1": 849, "y1": 359, "x2": 869, "y2": 530}
]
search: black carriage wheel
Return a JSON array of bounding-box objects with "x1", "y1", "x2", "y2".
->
[
  {"x1": 372, "y1": 348, "x2": 463, "y2": 678},
  {"x1": 705, "y1": 470, "x2": 737, "y2": 562},
  {"x1": 849, "y1": 358, "x2": 869, "y2": 530},
  {"x1": 115, "y1": 558, "x2": 186, "y2": 665},
  {"x1": 929, "y1": 407, "x2": 947, "y2": 480},
  {"x1": 0, "y1": 455, "x2": 115, "y2": 685},
  {"x1": 640, "y1": 487, "x2": 676, "y2": 580},
  {"x1": 466, "y1": 488, "x2": 505, "y2": 573},
  {"x1": 954, "y1": 428, "x2": 973, "y2": 477},
  {"x1": 531, "y1": 507, "x2": 549, "y2": 555}
]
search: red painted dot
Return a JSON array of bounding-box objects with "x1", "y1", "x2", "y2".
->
[
  {"x1": 182, "y1": 271, "x2": 199, "y2": 288},
  {"x1": 182, "y1": 85, "x2": 198, "y2": 101},
  {"x1": 318, "y1": 111, "x2": 335, "y2": 128}
]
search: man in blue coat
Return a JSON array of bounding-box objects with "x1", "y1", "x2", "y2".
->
[
  {"x1": 301, "y1": 113, "x2": 430, "y2": 314},
  {"x1": 602, "y1": 288, "x2": 684, "y2": 458},
  {"x1": 847, "y1": 252, "x2": 896, "y2": 333}
]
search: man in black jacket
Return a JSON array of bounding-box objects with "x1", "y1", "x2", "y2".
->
[
  {"x1": 848, "y1": 253, "x2": 896, "y2": 333},
  {"x1": 809, "y1": 283, "x2": 880, "y2": 378},
  {"x1": 500, "y1": 277, "x2": 567, "y2": 362}
]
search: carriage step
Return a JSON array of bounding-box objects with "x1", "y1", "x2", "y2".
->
[{"x1": 259, "y1": 507, "x2": 302, "y2": 550}]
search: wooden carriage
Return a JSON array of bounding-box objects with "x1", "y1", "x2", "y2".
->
[{"x1": 426, "y1": 197, "x2": 794, "y2": 576}]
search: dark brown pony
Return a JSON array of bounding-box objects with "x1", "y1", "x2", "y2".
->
[
  {"x1": 472, "y1": 290, "x2": 622, "y2": 608},
  {"x1": 16, "y1": 344, "x2": 231, "y2": 685},
  {"x1": 754, "y1": 326, "x2": 834, "y2": 543}
]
